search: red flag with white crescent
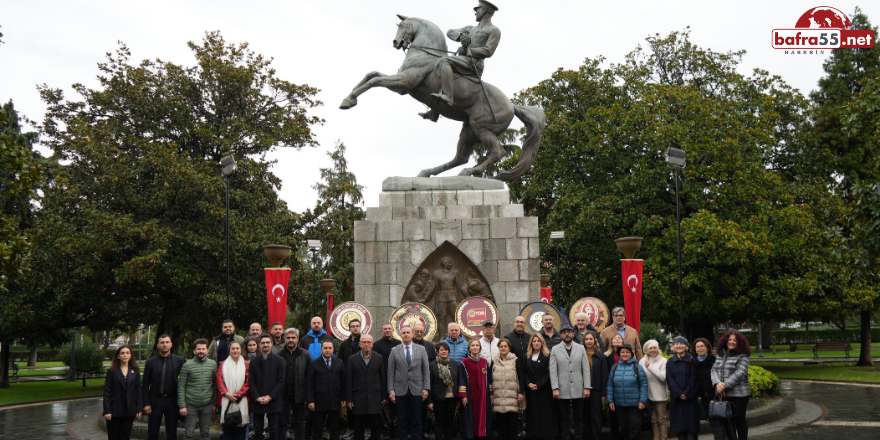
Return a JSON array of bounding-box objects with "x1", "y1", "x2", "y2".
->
[
  {"x1": 620, "y1": 260, "x2": 643, "y2": 334},
  {"x1": 540, "y1": 287, "x2": 552, "y2": 303},
  {"x1": 265, "y1": 268, "x2": 291, "y2": 327}
]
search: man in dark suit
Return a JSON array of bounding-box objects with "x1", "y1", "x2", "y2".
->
[
  {"x1": 345, "y1": 334, "x2": 387, "y2": 440},
  {"x1": 250, "y1": 333, "x2": 286, "y2": 440},
  {"x1": 373, "y1": 322, "x2": 401, "y2": 440},
  {"x1": 338, "y1": 319, "x2": 362, "y2": 365},
  {"x1": 307, "y1": 340, "x2": 347, "y2": 440},
  {"x1": 141, "y1": 334, "x2": 185, "y2": 440}
]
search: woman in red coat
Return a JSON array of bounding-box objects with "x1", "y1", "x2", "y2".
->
[
  {"x1": 216, "y1": 340, "x2": 250, "y2": 440},
  {"x1": 458, "y1": 339, "x2": 493, "y2": 440}
]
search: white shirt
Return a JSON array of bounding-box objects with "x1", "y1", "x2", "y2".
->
[{"x1": 479, "y1": 335, "x2": 499, "y2": 363}]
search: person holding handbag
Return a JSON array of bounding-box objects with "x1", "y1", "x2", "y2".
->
[
  {"x1": 639, "y1": 340, "x2": 668, "y2": 440},
  {"x1": 492, "y1": 339, "x2": 524, "y2": 440},
  {"x1": 103, "y1": 346, "x2": 143, "y2": 440},
  {"x1": 216, "y1": 340, "x2": 250, "y2": 440},
  {"x1": 692, "y1": 338, "x2": 727, "y2": 440},
  {"x1": 666, "y1": 337, "x2": 700, "y2": 440},
  {"x1": 711, "y1": 331, "x2": 751, "y2": 440}
]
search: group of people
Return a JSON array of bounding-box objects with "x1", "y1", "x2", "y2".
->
[{"x1": 102, "y1": 309, "x2": 753, "y2": 440}]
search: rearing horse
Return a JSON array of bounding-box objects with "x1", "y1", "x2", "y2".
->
[{"x1": 339, "y1": 15, "x2": 545, "y2": 181}]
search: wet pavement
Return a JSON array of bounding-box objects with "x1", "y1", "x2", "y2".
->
[{"x1": 1, "y1": 381, "x2": 879, "y2": 439}]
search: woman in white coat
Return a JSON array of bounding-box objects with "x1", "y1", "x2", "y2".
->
[{"x1": 640, "y1": 339, "x2": 668, "y2": 440}]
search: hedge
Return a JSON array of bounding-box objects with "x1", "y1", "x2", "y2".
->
[
  {"x1": 739, "y1": 328, "x2": 880, "y2": 345},
  {"x1": 749, "y1": 365, "x2": 780, "y2": 398},
  {"x1": 8, "y1": 348, "x2": 151, "y2": 362}
]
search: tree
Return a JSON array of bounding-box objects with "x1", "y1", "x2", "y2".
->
[
  {"x1": 509, "y1": 29, "x2": 839, "y2": 338},
  {"x1": 58, "y1": 340, "x2": 105, "y2": 387},
  {"x1": 27, "y1": 32, "x2": 322, "y2": 351},
  {"x1": 810, "y1": 8, "x2": 880, "y2": 366},
  {"x1": 0, "y1": 101, "x2": 44, "y2": 387},
  {"x1": 291, "y1": 142, "x2": 365, "y2": 327}
]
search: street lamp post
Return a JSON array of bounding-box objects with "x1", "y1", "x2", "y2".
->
[
  {"x1": 308, "y1": 240, "x2": 322, "y2": 318},
  {"x1": 666, "y1": 147, "x2": 687, "y2": 335},
  {"x1": 551, "y1": 231, "x2": 565, "y2": 303},
  {"x1": 220, "y1": 155, "x2": 238, "y2": 319}
]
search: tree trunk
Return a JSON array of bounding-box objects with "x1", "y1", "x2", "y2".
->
[
  {"x1": 154, "y1": 308, "x2": 180, "y2": 356},
  {"x1": 761, "y1": 321, "x2": 773, "y2": 349},
  {"x1": 856, "y1": 308, "x2": 874, "y2": 366},
  {"x1": 0, "y1": 338, "x2": 10, "y2": 388},
  {"x1": 831, "y1": 315, "x2": 849, "y2": 345},
  {"x1": 27, "y1": 345, "x2": 38, "y2": 367},
  {"x1": 82, "y1": 375, "x2": 87, "y2": 387}
]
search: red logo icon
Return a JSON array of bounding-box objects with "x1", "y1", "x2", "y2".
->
[{"x1": 772, "y1": 6, "x2": 874, "y2": 50}]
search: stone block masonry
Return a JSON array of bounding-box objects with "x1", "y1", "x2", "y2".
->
[{"x1": 356, "y1": 189, "x2": 541, "y2": 341}]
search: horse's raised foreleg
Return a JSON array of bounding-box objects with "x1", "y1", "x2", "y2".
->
[
  {"x1": 459, "y1": 128, "x2": 506, "y2": 177},
  {"x1": 418, "y1": 124, "x2": 478, "y2": 177},
  {"x1": 340, "y1": 71, "x2": 413, "y2": 109}
]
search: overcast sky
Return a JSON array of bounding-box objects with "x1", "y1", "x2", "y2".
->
[{"x1": 2, "y1": 1, "x2": 877, "y2": 212}]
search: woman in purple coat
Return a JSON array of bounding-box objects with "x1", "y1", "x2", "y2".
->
[{"x1": 666, "y1": 336, "x2": 701, "y2": 440}]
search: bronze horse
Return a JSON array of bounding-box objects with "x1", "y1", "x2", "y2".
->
[{"x1": 339, "y1": 16, "x2": 545, "y2": 181}]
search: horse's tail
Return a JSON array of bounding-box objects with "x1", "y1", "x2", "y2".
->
[{"x1": 493, "y1": 105, "x2": 546, "y2": 182}]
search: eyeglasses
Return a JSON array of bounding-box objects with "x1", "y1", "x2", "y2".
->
[
  {"x1": 414, "y1": 330, "x2": 425, "y2": 334},
  {"x1": 360, "y1": 341, "x2": 373, "y2": 344},
  {"x1": 613, "y1": 314, "x2": 625, "y2": 318}
]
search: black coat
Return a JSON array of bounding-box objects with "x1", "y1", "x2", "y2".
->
[
  {"x1": 373, "y1": 336, "x2": 401, "y2": 370},
  {"x1": 345, "y1": 353, "x2": 387, "y2": 415},
  {"x1": 667, "y1": 353, "x2": 701, "y2": 433},
  {"x1": 141, "y1": 354, "x2": 185, "y2": 407},
  {"x1": 248, "y1": 353, "x2": 285, "y2": 414},
  {"x1": 695, "y1": 353, "x2": 716, "y2": 400},
  {"x1": 277, "y1": 346, "x2": 311, "y2": 403},
  {"x1": 503, "y1": 330, "x2": 529, "y2": 361},
  {"x1": 427, "y1": 359, "x2": 460, "y2": 402},
  {"x1": 103, "y1": 367, "x2": 144, "y2": 417},
  {"x1": 307, "y1": 356, "x2": 347, "y2": 412},
  {"x1": 338, "y1": 335, "x2": 362, "y2": 366},
  {"x1": 413, "y1": 339, "x2": 436, "y2": 363},
  {"x1": 541, "y1": 330, "x2": 563, "y2": 350},
  {"x1": 520, "y1": 353, "x2": 559, "y2": 437},
  {"x1": 587, "y1": 351, "x2": 609, "y2": 398}
]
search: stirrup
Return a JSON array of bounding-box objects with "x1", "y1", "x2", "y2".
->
[{"x1": 431, "y1": 92, "x2": 453, "y2": 106}]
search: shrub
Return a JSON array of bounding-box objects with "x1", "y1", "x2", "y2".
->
[
  {"x1": 748, "y1": 365, "x2": 780, "y2": 398},
  {"x1": 58, "y1": 340, "x2": 106, "y2": 387},
  {"x1": 638, "y1": 322, "x2": 671, "y2": 352}
]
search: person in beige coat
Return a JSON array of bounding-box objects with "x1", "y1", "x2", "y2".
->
[
  {"x1": 599, "y1": 307, "x2": 643, "y2": 360},
  {"x1": 492, "y1": 339, "x2": 524, "y2": 440},
  {"x1": 640, "y1": 339, "x2": 668, "y2": 440}
]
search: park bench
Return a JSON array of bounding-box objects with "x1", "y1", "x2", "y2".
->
[
  {"x1": 812, "y1": 341, "x2": 851, "y2": 359},
  {"x1": 8, "y1": 360, "x2": 18, "y2": 378}
]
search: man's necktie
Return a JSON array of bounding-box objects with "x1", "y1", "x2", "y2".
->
[
  {"x1": 406, "y1": 346, "x2": 412, "y2": 368},
  {"x1": 326, "y1": 359, "x2": 331, "y2": 369}
]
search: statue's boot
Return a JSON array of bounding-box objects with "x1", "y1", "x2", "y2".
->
[
  {"x1": 431, "y1": 63, "x2": 455, "y2": 107},
  {"x1": 419, "y1": 109, "x2": 440, "y2": 122},
  {"x1": 431, "y1": 92, "x2": 453, "y2": 107}
]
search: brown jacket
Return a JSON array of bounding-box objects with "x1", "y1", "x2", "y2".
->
[{"x1": 600, "y1": 325, "x2": 643, "y2": 360}]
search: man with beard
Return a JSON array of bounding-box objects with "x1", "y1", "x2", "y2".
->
[
  {"x1": 142, "y1": 334, "x2": 185, "y2": 440},
  {"x1": 338, "y1": 319, "x2": 363, "y2": 365},
  {"x1": 300, "y1": 317, "x2": 335, "y2": 360},
  {"x1": 271, "y1": 322, "x2": 286, "y2": 354},
  {"x1": 250, "y1": 323, "x2": 264, "y2": 339},
  {"x1": 178, "y1": 338, "x2": 218, "y2": 440},
  {"x1": 278, "y1": 328, "x2": 310, "y2": 440},
  {"x1": 208, "y1": 319, "x2": 245, "y2": 363},
  {"x1": 541, "y1": 313, "x2": 563, "y2": 350},
  {"x1": 549, "y1": 325, "x2": 591, "y2": 440},
  {"x1": 373, "y1": 323, "x2": 401, "y2": 440},
  {"x1": 250, "y1": 334, "x2": 286, "y2": 440}
]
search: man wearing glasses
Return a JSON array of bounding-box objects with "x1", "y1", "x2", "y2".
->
[
  {"x1": 411, "y1": 323, "x2": 436, "y2": 440},
  {"x1": 599, "y1": 307, "x2": 643, "y2": 359},
  {"x1": 338, "y1": 319, "x2": 363, "y2": 365}
]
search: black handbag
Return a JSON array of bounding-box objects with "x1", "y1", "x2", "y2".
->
[
  {"x1": 708, "y1": 392, "x2": 733, "y2": 420},
  {"x1": 224, "y1": 402, "x2": 243, "y2": 427},
  {"x1": 380, "y1": 404, "x2": 393, "y2": 429}
]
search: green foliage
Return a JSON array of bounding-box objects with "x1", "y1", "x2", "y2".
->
[
  {"x1": 24, "y1": 31, "x2": 322, "y2": 345},
  {"x1": 748, "y1": 365, "x2": 780, "y2": 398},
  {"x1": 638, "y1": 322, "x2": 671, "y2": 351},
  {"x1": 509, "y1": 29, "x2": 838, "y2": 331},
  {"x1": 58, "y1": 341, "x2": 105, "y2": 385}
]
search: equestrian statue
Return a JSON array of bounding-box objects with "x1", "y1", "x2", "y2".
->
[{"x1": 339, "y1": 1, "x2": 546, "y2": 181}]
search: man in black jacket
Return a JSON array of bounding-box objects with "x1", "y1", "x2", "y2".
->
[
  {"x1": 250, "y1": 334, "x2": 286, "y2": 440},
  {"x1": 338, "y1": 319, "x2": 362, "y2": 365},
  {"x1": 541, "y1": 313, "x2": 563, "y2": 350},
  {"x1": 372, "y1": 323, "x2": 401, "y2": 440},
  {"x1": 345, "y1": 335, "x2": 387, "y2": 440},
  {"x1": 278, "y1": 328, "x2": 310, "y2": 440},
  {"x1": 504, "y1": 316, "x2": 529, "y2": 360},
  {"x1": 307, "y1": 340, "x2": 347, "y2": 440},
  {"x1": 300, "y1": 317, "x2": 335, "y2": 360},
  {"x1": 141, "y1": 334, "x2": 185, "y2": 440}
]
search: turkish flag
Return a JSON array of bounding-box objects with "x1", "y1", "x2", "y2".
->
[
  {"x1": 265, "y1": 268, "x2": 291, "y2": 326},
  {"x1": 620, "y1": 260, "x2": 643, "y2": 334},
  {"x1": 540, "y1": 287, "x2": 552, "y2": 303}
]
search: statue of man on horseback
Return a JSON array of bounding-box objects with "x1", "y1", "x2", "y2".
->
[{"x1": 339, "y1": 2, "x2": 545, "y2": 182}]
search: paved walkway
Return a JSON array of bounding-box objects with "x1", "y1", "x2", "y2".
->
[{"x1": 2, "y1": 381, "x2": 879, "y2": 439}]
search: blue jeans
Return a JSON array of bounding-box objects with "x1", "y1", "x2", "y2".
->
[{"x1": 395, "y1": 392, "x2": 423, "y2": 440}]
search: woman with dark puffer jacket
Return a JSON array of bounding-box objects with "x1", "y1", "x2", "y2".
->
[{"x1": 711, "y1": 330, "x2": 751, "y2": 440}]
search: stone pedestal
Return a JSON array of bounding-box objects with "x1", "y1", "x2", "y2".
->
[{"x1": 354, "y1": 188, "x2": 541, "y2": 340}]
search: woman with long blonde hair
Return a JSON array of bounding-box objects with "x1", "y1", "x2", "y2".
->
[{"x1": 521, "y1": 333, "x2": 558, "y2": 440}]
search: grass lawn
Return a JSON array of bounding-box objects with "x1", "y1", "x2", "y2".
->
[
  {"x1": 749, "y1": 343, "x2": 880, "y2": 359},
  {"x1": 761, "y1": 362, "x2": 880, "y2": 383},
  {"x1": 0, "y1": 379, "x2": 104, "y2": 405}
]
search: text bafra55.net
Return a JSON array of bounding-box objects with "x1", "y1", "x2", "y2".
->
[{"x1": 772, "y1": 29, "x2": 874, "y2": 49}]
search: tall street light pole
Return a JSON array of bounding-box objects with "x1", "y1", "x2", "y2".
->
[
  {"x1": 220, "y1": 155, "x2": 237, "y2": 319},
  {"x1": 666, "y1": 147, "x2": 686, "y2": 335},
  {"x1": 308, "y1": 240, "x2": 322, "y2": 318},
  {"x1": 551, "y1": 231, "x2": 564, "y2": 303}
]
